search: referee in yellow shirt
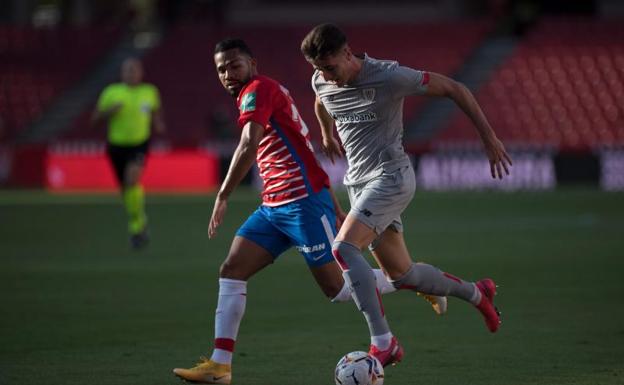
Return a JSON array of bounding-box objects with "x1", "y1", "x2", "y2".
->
[{"x1": 92, "y1": 58, "x2": 165, "y2": 249}]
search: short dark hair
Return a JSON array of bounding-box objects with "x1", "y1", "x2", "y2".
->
[
  {"x1": 300, "y1": 23, "x2": 347, "y2": 60},
  {"x1": 214, "y1": 38, "x2": 254, "y2": 57}
]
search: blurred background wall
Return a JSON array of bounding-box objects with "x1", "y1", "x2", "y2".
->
[{"x1": 1, "y1": 0, "x2": 623, "y2": 191}]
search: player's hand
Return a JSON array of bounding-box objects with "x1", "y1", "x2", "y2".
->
[
  {"x1": 483, "y1": 136, "x2": 513, "y2": 179},
  {"x1": 154, "y1": 120, "x2": 166, "y2": 135},
  {"x1": 153, "y1": 111, "x2": 166, "y2": 134},
  {"x1": 321, "y1": 136, "x2": 343, "y2": 164},
  {"x1": 208, "y1": 196, "x2": 228, "y2": 239}
]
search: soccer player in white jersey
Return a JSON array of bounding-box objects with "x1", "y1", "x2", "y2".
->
[{"x1": 301, "y1": 24, "x2": 513, "y2": 367}]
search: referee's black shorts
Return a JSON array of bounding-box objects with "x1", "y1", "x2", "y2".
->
[{"x1": 106, "y1": 140, "x2": 150, "y2": 184}]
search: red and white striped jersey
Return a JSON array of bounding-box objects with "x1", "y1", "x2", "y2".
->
[{"x1": 237, "y1": 75, "x2": 329, "y2": 206}]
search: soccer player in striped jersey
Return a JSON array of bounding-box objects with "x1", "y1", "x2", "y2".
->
[
  {"x1": 172, "y1": 38, "x2": 446, "y2": 384},
  {"x1": 301, "y1": 24, "x2": 512, "y2": 367}
]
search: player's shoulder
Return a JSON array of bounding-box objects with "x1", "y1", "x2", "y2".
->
[
  {"x1": 103, "y1": 82, "x2": 125, "y2": 93},
  {"x1": 311, "y1": 69, "x2": 332, "y2": 93},
  {"x1": 363, "y1": 55, "x2": 400, "y2": 77},
  {"x1": 129, "y1": 83, "x2": 158, "y2": 98},
  {"x1": 246, "y1": 75, "x2": 281, "y2": 93},
  {"x1": 312, "y1": 70, "x2": 323, "y2": 84},
  {"x1": 139, "y1": 82, "x2": 158, "y2": 91}
]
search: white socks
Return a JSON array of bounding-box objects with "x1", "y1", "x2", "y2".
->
[
  {"x1": 211, "y1": 270, "x2": 397, "y2": 364},
  {"x1": 210, "y1": 278, "x2": 247, "y2": 365}
]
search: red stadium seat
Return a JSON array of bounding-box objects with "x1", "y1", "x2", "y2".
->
[
  {"x1": 65, "y1": 21, "x2": 493, "y2": 145},
  {"x1": 1, "y1": 26, "x2": 121, "y2": 139},
  {"x1": 435, "y1": 18, "x2": 624, "y2": 149}
]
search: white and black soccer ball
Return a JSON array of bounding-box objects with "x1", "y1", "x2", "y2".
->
[{"x1": 335, "y1": 351, "x2": 384, "y2": 385}]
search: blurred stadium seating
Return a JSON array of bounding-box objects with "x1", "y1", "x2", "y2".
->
[
  {"x1": 61, "y1": 21, "x2": 491, "y2": 145},
  {"x1": 0, "y1": 25, "x2": 121, "y2": 140},
  {"x1": 436, "y1": 18, "x2": 624, "y2": 150},
  {"x1": 2, "y1": 0, "x2": 623, "y2": 189}
]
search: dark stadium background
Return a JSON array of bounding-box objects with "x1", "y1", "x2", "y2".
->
[{"x1": 1, "y1": 1, "x2": 623, "y2": 385}]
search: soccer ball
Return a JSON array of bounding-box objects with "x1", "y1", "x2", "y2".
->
[{"x1": 335, "y1": 351, "x2": 384, "y2": 385}]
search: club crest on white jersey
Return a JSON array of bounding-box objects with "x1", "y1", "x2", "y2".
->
[{"x1": 362, "y1": 88, "x2": 376, "y2": 101}]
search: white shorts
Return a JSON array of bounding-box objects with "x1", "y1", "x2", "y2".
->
[{"x1": 346, "y1": 164, "x2": 416, "y2": 236}]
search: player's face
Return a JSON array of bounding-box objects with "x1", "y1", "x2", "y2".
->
[
  {"x1": 215, "y1": 49, "x2": 256, "y2": 97},
  {"x1": 121, "y1": 59, "x2": 143, "y2": 85},
  {"x1": 308, "y1": 46, "x2": 353, "y2": 87}
]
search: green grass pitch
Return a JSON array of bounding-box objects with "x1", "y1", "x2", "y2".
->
[{"x1": 1, "y1": 189, "x2": 623, "y2": 385}]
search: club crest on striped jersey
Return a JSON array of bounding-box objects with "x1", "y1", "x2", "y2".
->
[
  {"x1": 240, "y1": 92, "x2": 256, "y2": 112},
  {"x1": 362, "y1": 88, "x2": 376, "y2": 101}
]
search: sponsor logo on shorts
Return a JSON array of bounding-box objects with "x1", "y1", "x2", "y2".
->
[
  {"x1": 360, "y1": 208, "x2": 373, "y2": 217},
  {"x1": 296, "y1": 243, "x2": 326, "y2": 253},
  {"x1": 332, "y1": 111, "x2": 377, "y2": 123}
]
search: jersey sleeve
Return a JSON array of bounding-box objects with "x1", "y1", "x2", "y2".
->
[
  {"x1": 237, "y1": 80, "x2": 274, "y2": 128},
  {"x1": 311, "y1": 72, "x2": 319, "y2": 95},
  {"x1": 96, "y1": 85, "x2": 115, "y2": 112},
  {"x1": 388, "y1": 66, "x2": 430, "y2": 99}
]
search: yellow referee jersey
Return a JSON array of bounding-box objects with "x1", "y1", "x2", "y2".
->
[{"x1": 96, "y1": 83, "x2": 161, "y2": 146}]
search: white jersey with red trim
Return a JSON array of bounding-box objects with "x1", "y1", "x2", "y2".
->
[
  {"x1": 312, "y1": 54, "x2": 429, "y2": 186},
  {"x1": 237, "y1": 75, "x2": 329, "y2": 206}
]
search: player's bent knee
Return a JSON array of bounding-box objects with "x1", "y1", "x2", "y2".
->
[
  {"x1": 219, "y1": 259, "x2": 249, "y2": 280},
  {"x1": 219, "y1": 250, "x2": 271, "y2": 280},
  {"x1": 125, "y1": 174, "x2": 140, "y2": 187},
  {"x1": 124, "y1": 164, "x2": 143, "y2": 186},
  {"x1": 321, "y1": 281, "x2": 344, "y2": 299},
  {"x1": 331, "y1": 241, "x2": 356, "y2": 271}
]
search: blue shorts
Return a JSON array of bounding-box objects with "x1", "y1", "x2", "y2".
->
[{"x1": 236, "y1": 188, "x2": 337, "y2": 267}]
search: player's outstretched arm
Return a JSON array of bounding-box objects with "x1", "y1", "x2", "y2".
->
[
  {"x1": 314, "y1": 96, "x2": 343, "y2": 163},
  {"x1": 208, "y1": 121, "x2": 263, "y2": 238},
  {"x1": 424, "y1": 72, "x2": 513, "y2": 179}
]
